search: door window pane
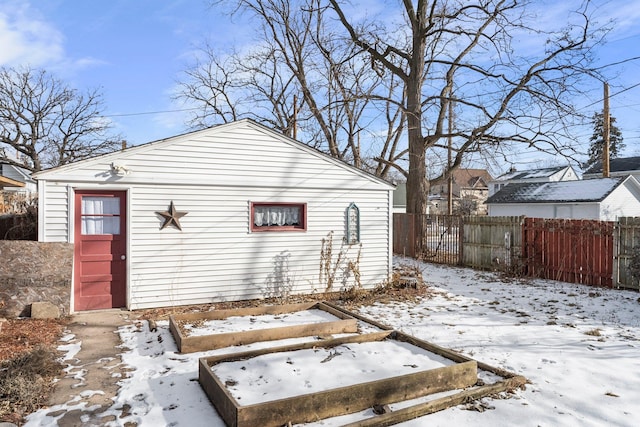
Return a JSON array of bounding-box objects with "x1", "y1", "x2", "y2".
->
[{"x1": 81, "y1": 196, "x2": 121, "y2": 235}]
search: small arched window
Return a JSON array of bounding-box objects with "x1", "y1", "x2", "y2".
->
[{"x1": 346, "y1": 202, "x2": 360, "y2": 244}]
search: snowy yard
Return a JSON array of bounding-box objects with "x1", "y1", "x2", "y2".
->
[{"x1": 26, "y1": 257, "x2": 640, "y2": 426}]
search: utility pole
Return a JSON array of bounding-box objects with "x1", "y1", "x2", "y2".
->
[
  {"x1": 447, "y1": 95, "x2": 453, "y2": 215},
  {"x1": 603, "y1": 82, "x2": 610, "y2": 178},
  {"x1": 292, "y1": 95, "x2": 298, "y2": 140}
]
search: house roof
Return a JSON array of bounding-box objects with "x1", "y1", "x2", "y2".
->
[
  {"x1": 33, "y1": 119, "x2": 395, "y2": 189},
  {"x1": 431, "y1": 168, "x2": 492, "y2": 188},
  {"x1": 584, "y1": 156, "x2": 640, "y2": 175},
  {"x1": 486, "y1": 177, "x2": 626, "y2": 204},
  {"x1": 0, "y1": 162, "x2": 35, "y2": 184},
  {"x1": 493, "y1": 165, "x2": 571, "y2": 181},
  {"x1": 0, "y1": 175, "x2": 25, "y2": 187}
]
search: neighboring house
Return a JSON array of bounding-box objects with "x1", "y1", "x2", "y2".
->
[
  {"x1": 488, "y1": 165, "x2": 578, "y2": 196},
  {"x1": 486, "y1": 176, "x2": 640, "y2": 220},
  {"x1": 392, "y1": 182, "x2": 433, "y2": 214},
  {"x1": 429, "y1": 168, "x2": 492, "y2": 215},
  {"x1": 0, "y1": 162, "x2": 37, "y2": 194},
  {"x1": 582, "y1": 156, "x2": 640, "y2": 181},
  {"x1": 392, "y1": 182, "x2": 409, "y2": 213},
  {"x1": 34, "y1": 120, "x2": 394, "y2": 312},
  {"x1": 1, "y1": 162, "x2": 37, "y2": 213}
]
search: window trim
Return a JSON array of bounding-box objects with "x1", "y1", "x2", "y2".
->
[
  {"x1": 80, "y1": 195, "x2": 122, "y2": 235},
  {"x1": 250, "y1": 202, "x2": 307, "y2": 232}
]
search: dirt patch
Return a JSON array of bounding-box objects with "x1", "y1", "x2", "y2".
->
[
  {"x1": 0, "y1": 318, "x2": 68, "y2": 361},
  {"x1": 0, "y1": 318, "x2": 68, "y2": 424},
  {"x1": 136, "y1": 284, "x2": 434, "y2": 321},
  {"x1": 137, "y1": 264, "x2": 433, "y2": 321}
]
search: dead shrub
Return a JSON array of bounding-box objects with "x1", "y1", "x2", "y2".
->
[{"x1": 0, "y1": 346, "x2": 63, "y2": 421}]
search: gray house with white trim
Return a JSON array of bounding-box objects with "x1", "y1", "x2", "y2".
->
[
  {"x1": 583, "y1": 156, "x2": 640, "y2": 181},
  {"x1": 34, "y1": 120, "x2": 394, "y2": 312},
  {"x1": 0, "y1": 162, "x2": 37, "y2": 194}
]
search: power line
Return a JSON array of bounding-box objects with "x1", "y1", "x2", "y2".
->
[
  {"x1": 98, "y1": 58, "x2": 640, "y2": 119},
  {"x1": 103, "y1": 106, "x2": 200, "y2": 118},
  {"x1": 579, "y1": 81, "x2": 640, "y2": 111},
  {"x1": 592, "y1": 56, "x2": 640, "y2": 71}
]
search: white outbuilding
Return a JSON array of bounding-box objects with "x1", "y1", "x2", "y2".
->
[
  {"x1": 34, "y1": 120, "x2": 394, "y2": 312},
  {"x1": 485, "y1": 175, "x2": 640, "y2": 220}
]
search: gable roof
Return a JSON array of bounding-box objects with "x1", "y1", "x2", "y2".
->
[
  {"x1": 584, "y1": 156, "x2": 640, "y2": 175},
  {"x1": 486, "y1": 177, "x2": 627, "y2": 204},
  {"x1": 493, "y1": 165, "x2": 572, "y2": 181},
  {"x1": 0, "y1": 175, "x2": 25, "y2": 187},
  {"x1": 33, "y1": 119, "x2": 394, "y2": 189},
  {"x1": 431, "y1": 168, "x2": 492, "y2": 188},
  {"x1": 0, "y1": 162, "x2": 35, "y2": 184}
]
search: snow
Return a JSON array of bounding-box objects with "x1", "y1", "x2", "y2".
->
[
  {"x1": 24, "y1": 257, "x2": 640, "y2": 426},
  {"x1": 212, "y1": 340, "x2": 454, "y2": 404},
  {"x1": 490, "y1": 177, "x2": 623, "y2": 203},
  {"x1": 181, "y1": 308, "x2": 343, "y2": 336},
  {"x1": 526, "y1": 178, "x2": 621, "y2": 201}
]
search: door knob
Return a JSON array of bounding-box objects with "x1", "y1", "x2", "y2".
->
[{"x1": 120, "y1": 255, "x2": 126, "y2": 260}]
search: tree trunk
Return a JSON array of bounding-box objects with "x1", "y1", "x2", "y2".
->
[{"x1": 405, "y1": 124, "x2": 427, "y2": 215}]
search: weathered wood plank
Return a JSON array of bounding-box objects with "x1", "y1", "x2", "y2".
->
[
  {"x1": 321, "y1": 301, "x2": 393, "y2": 331},
  {"x1": 236, "y1": 361, "x2": 477, "y2": 427},
  {"x1": 342, "y1": 375, "x2": 528, "y2": 427},
  {"x1": 201, "y1": 331, "x2": 393, "y2": 365},
  {"x1": 181, "y1": 318, "x2": 358, "y2": 353},
  {"x1": 169, "y1": 302, "x2": 359, "y2": 353},
  {"x1": 170, "y1": 301, "x2": 317, "y2": 322},
  {"x1": 199, "y1": 332, "x2": 478, "y2": 427},
  {"x1": 199, "y1": 358, "x2": 240, "y2": 427}
]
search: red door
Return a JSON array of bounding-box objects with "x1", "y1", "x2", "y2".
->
[{"x1": 74, "y1": 190, "x2": 127, "y2": 311}]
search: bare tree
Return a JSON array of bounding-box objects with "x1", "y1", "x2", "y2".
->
[
  {"x1": 178, "y1": 43, "x2": 302, "y2": 137},
  {"x1": 0, "y1": 66, "x2": 121, "y2": 172},
  {"x1": 328, "y1": 0, "x2": 605, "y2": 216},
  {"x1": 178, "y1": 0, "x2": 407, "y2": 178}
]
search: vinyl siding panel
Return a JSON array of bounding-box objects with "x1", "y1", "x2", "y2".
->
[
  {"x1": 36, "y1": 121, "x2": 392, "y2": 310},
  {"x1": 488, "y1": 203, "x2": 600, "y2": 219},
  {"x1": 40, "y1": 182, "x2": 70, "y2": 242},
  {"x1": 601, "y1": 182, "x2": 640, "y2": 220},
  {"x1": 125, "y1": 185, "x2": 389, "y2": 309},
  {"x1": 36, "y1": 123, "x2": 387, "y2": 192}
]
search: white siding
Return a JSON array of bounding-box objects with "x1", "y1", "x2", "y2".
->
[
  {"x1": 488, "y1": 179, "x2": 640, "y2": 221},
  {"x1": 35, "y1": 123, "x2": 386, "y2": 192},
  {"x1": 600, "y1": 181, "x2": 640, "y2": 220},
  {"x1": 488, "y1": 203, "x2": 600, "y2": 219},
  {"x1": 124, "y1": 185, "x2": 389, "y2": 309},
  {"x1": 36, "y1": 121, "x2": 393, "y2": 309},
  {"x1": 39, "y1": 182, "x2": 71, "y2": 242}
]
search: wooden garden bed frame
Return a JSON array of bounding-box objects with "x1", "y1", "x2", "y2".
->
[
  {"x1": 199, "y1": 331, "x2": 478, "y2": 427},
  {"x1": 169, "y1": 301, "x2": 358, "y2": 353},
  {"x1": 198, "y1": 302, "x2": 527, "y2": 427}
]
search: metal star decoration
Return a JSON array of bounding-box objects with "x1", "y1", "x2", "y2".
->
[{"x1": 156, "y1": 201, "x2": 188, "y2": 231}]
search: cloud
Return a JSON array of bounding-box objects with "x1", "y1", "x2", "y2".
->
[
  {"x1": 601, "y1": 0, "x2": 640, "y2": 41},
  {"x1": 0, "y1": 1, "x2": 65, "y2": 67}
]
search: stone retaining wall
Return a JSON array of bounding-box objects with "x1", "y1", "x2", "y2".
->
[{"x1": 0, "y1": 241, "x2": 73, "y2": 318}]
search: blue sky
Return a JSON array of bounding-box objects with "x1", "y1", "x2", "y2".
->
[{"x1": 1, "y1": 0, "x2": 640, "y2": 174}]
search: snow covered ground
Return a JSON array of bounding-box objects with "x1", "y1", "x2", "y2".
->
[{"x1": 25, "y1": 257, "x2": 640, "y2": 426}]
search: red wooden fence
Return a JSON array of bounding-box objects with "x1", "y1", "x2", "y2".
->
[{"x1": 522, "y1": 218, "x2": 614, "y2": 287}]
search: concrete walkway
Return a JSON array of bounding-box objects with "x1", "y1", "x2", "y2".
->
[{"x1": 46, "y1": 310, "x2": 133, "y2": 426}]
